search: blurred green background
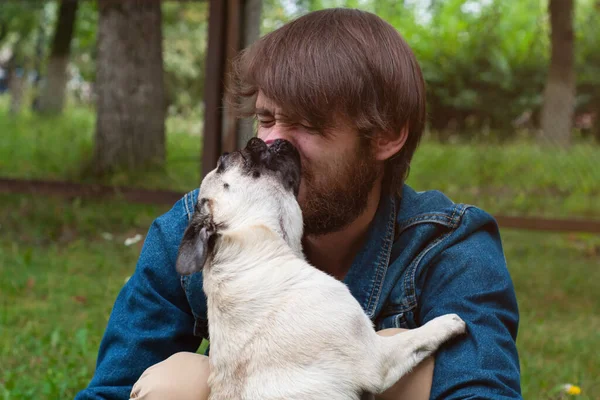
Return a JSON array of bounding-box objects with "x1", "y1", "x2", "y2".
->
[{"x1": 0, "y1": 1, "x2": 598, "y2": 399}]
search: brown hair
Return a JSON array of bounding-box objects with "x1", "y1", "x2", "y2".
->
[{"x1": 229, "y1": 8, "x2": 426, "y2": 194}]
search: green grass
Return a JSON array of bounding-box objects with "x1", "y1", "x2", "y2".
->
[
  {"x1": 0, "y1": 194, "x2": 165, "y2": 399},
  {"x1": 0, "y1": 95, "x2": 201, "y2": 193},
  {"x1": 1, "y1": 193, "x2": 598, "y2": 399},
  {"x1": 507, "y1": 231, "x2": 600, "y2": 399},
  {"x1": 1, "y1": 99, "x2": 599, "y2": 398},
  {"x1": 407, "y1": 136, "x2": 600, "y2": 219},
  {"x1": 1, "y1": 97, "x2": 599, "y2": 218}
]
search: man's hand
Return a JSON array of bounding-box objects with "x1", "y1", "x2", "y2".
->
[
  {"x1": 374, "y1": 329, "x2": 435, "y2": 400},
  {"x1": 130, "y1": 352, "x2": 211, "y2": 400}
]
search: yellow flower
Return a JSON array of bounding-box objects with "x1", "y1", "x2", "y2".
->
[{"x1": 563, "y1": 384, "x2": 582, "y2": 396}]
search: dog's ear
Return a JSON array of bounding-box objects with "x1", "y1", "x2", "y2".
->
[{"x1": 176, "y1": 220, "x2": 216, "y2": 275}]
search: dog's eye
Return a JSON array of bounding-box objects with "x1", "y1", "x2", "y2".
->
[
  {"x1": 252, "y1": 171, "x2": 261, "y2": 178},
  {"x1": 223, "y1": 183, "x2": 230, "y2": 189}
]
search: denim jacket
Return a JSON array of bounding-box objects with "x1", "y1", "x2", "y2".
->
[{"x1": 76, "y1": 184, "x2": 522, "y2": 399}]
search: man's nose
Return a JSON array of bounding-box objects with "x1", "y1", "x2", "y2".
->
[{"x1": 259, "y1": 125, "x2": 295, "y2": 147}]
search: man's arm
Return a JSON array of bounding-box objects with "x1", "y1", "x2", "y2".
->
[
  {"x1": 417, "y1": 209, "x2": 522, "y2": 399},
  {"x1": 375, "y1": 328, "x2": 435, "y2": 400},
  {"x1": 75, "y1": 194, "x2": 202, "y2": 399}
]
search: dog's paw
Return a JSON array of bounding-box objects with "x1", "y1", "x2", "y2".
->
[{"x1": 431, "y1": 313, "x2": 467, "y2": 337}]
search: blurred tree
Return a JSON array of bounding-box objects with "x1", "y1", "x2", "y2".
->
[
  {"x1": 540, "y1": 0, "x2": 576, "y2": 146},
  {"x1": 38, "y1": 0, "x2": 79, "y2": 114},
  {"x1": 7, "y1": 39, "x2": 27, "y2": 115},
  {"x1": 69, "y1": 1, "x2": 98, "y2": 84},
  {"x1": 93, "y1": 0, "x2": 166, "y2": 174},
  {"x1": 0, "y1": 2, "x2": 45, "y2": 114},
  {"x1": 0, "y1": 3, "x2": 42, "y2": 48},
  {"x1": 162, "y1": 2, "x2": 208, "y2": 118},
  {"x1": 589, "y1": 0, "x2": 600, "y2": 143},
  {"x1": 374, "y1": 0, "x2": 405, "y2": 15},
  {"x1": 1, "y1": 0, "x2": 597, "y2": 144}
]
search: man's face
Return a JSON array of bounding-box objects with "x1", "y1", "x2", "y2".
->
[{"x1": 255, "y1": 93, "x2": 382, "y2": 236}]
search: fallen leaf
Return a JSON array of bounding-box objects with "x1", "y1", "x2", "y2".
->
[
  {"x1": 101, "y1": 232, "x2": 114, "y2": 241},
  {"x1": 124, "y1": 234, "x2": 143, "y2": 246},
  {"x1": 26, "y1": 277, "x2": 35, "y2": 290},
  {"x1": 73, "y1": 296, "x2": 88, "y2": 304}
]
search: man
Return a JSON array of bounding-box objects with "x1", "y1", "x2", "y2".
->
[{"x1": 76, "y1": 8, "x2": 521, "y2": 400}]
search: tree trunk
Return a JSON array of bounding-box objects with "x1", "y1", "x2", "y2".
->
[
  {"x1": 539, "y1": 0, "x2": 575, "y2": 147},
  {"x1": 594, "y1": 1, "x2": 600, "y2": 144},
  {"x1": 593, "y1": 101, "x2": 600, "y2": 144},
  {"x1": 8, "y1": 67, "x2": 26, "y2": 115},
  {"x1": 38, "y1": 0, "x2": 79, "y2": 114},
  {"x1": 93, "y1": 0, "x2": 166, "y2": 174},
  {"x1": 7, "y1": 45, "x2": 27, "y2": 115}
]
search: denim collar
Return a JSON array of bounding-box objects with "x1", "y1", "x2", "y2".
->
[{"x1": 343, "y1": 191, "x2": 398, "y2": 319}]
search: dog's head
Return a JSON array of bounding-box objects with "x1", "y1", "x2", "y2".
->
[{"x1": 176, "y1": 137, "x2": 303, "y2": 275}]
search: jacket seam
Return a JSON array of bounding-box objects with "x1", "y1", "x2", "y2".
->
[
  {"x1": 184, "y1": 191, "x2": 195, "y2": 221},
  {"x1": 401, "y1": 205, "x2": 471, "y2": 313},
  {"x1": 365, "y1": 196, "x2": 397, "y2": 318},
  {"x1": 184, "y1": 193, "x2": 191, "y2": 220},
  {"x1": 397, "y1": 204, "x2": 470, "y2": 234},
  {"x1": 394, "y1": 312, "x2": 406, "y2": 328}
]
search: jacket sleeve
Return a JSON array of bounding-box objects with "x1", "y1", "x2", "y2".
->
[
  {"x1": 417, "y1": 208, "x2": 522, "y2": 399},
  {"x1": 75, "y1": 193, "x2": 202, "y2": 400}
]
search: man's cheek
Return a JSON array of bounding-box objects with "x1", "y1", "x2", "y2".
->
[
  {"x1": 297, "y1": 181, "x2": 308, "y2": 206},
  {"x1": 256, "y1": 130, "x2": 268, "y2": 141}
]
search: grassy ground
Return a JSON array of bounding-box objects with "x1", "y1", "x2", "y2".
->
[
  {"x1": 1, "y1": 193, "x2": 598, "y2": 399},
  {"x1": 409, "y1": 136, "x2": 600, "y2": 219},
  {"x1": 1, "y1": 96, "x2": 599, "y2": 219},
  {"x1": 0, "y1": 96, "x2": 201, "y2": 193},
  {"x1": 1, "y1": 101, "x2": 599, "y2": 398}
]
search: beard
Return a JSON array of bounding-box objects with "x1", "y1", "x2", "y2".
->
[{"x1": 298, "y1": 141, "x2": 381, "y2": 236}]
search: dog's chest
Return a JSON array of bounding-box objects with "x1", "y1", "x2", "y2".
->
[{"x1": 203, "y1": 259, "x2": 367, "y2": 400}]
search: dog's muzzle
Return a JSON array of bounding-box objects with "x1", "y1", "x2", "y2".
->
[{"x1": 243, "y1": 137, "x2": 302, "y2": 196}]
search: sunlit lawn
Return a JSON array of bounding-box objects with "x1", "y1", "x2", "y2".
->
[
  {"x1": 1, "y1": 96, "x2": 599, "y2": 219},
  {"x1": 1, "y1": 193, "x2": 598, "y2": 399},
  {"x1": 1, "y1": 99, "x2": 599, "y2": 399}
]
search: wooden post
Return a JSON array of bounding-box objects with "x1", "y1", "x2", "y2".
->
[
  {"x1": 221, "y1": 0, "x2": 242, "y2": 154},
  {"x1": 201, "y1": 0, "x2": 261, "y2": 181},
  {"x1": 202, "y1": 0, "x2": 228, "y2": 180},
  {"x1": 237, "y1": 0, "x2": 263, "y2": 149}
]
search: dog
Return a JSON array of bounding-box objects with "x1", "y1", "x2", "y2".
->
[{"x1": 176, "y1": 137, "x2": 466, "y2": 400}]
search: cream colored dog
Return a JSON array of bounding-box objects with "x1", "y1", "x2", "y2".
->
[{"x1": 176, "y1": 138, "x2": 466, "y2": 400}]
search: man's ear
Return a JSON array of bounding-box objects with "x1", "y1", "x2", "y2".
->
[
  {"x1": 373, "y1": 125, "x2": 409, "y2": 161},
  {"x1": 176, "y1": 220, "x2": 216, "y2": 275}
]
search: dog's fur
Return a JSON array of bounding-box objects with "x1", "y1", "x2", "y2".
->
[{"x1": 176, "y1": 138, "x2": 466, "y2": 400}]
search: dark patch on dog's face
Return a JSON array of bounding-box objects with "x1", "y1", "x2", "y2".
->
[
  {"x1": 176, "y1": 198, "x2": 223, "y2": 275},
  {"x1": 216, "y1": 152, "x2": 230, "y2": 174},
  {"x1": 215, "y1": 138, "x2": 301, "y2": 197},
  {"x1": 176, "y1": 138, "x2": 301, "y2": 276},
  {"x1": 262, "y1": 138, "x2": 302, "y2": 197}
]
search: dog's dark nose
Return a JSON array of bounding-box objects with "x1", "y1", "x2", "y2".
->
[
  {"x1": 269, "y1": 139, "x2": 294, "y2": 154},
  {"x1": 265, "y1": 139, "x2": 302, "y2": 196},
  {"x1": 246, "y1": 137, "x2": 268, "y2": 156}
]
